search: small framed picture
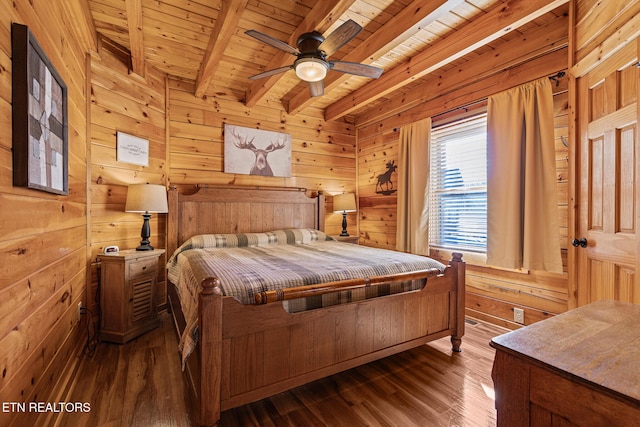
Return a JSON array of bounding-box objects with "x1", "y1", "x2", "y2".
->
[{"x1": 117, "y1": 132, "x2": 149, "y2": 166}]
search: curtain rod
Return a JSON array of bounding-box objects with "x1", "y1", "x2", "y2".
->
[
  {"x1": 437, "y1": 70, "x2": 566, "y2": 114},
  {"x1": 429, "y1": 98, "x2": 488, "y2": 123},
  {"x1": 398, "y1": 70, "x2": 568, "y2": 129}
]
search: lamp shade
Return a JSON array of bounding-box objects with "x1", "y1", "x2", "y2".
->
[
  {"x1": 125, "y1": 184, "x2": 168, "y2": 213},
  {"x1": 333, "y1": 193, "x2": 357, "y2": 213},
  {"x1": 294, "y1": 58, "x2": 328, "y2": 82}
]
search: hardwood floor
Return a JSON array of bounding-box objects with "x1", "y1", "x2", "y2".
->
[
  {"x1": 58, "y1": 313, "x2": 191, "y2": 427},
  {"x1": 57, "y1": 313, "x2": 507, "y2": 427}
]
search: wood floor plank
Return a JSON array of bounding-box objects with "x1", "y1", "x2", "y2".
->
[{"x1": 56, "y1": 314, "x2": 506, "y2": 426}]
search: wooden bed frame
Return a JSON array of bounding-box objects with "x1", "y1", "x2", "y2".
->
[{"x1": 166, "y1": 185, "x2": 465, "y2": 427}]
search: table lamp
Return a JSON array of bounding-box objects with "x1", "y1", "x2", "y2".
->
[
  {"x1": 333, "y1": 193, "x2": 357, "y2": 236},
  {"x1": 125, "y1": 184, "x2": 168, "y2": 251}
]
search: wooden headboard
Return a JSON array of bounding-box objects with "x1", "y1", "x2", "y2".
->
[{"x1": 167, "y1": 185, "x2": 325, "y2": 256}]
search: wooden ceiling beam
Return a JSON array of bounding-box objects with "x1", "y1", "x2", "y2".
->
[
  {"x1": 125, "y1": 0, "x2": 145, "y2": 76},
  {"x1": 355, "y1": 12, "x2": 569, "y2": 127},
  {"x1": 244, "y1": 0, "x2": 357, "y2": 108},
  {"x1": 286, "y1": 0, "x2": 465, "y2": 116},
  {"x1": 195, "y1": 0, "x2": 249, "y2": 98},
  {"x1": 324, "y1": 0, "x2": 569, "y2": 121}
]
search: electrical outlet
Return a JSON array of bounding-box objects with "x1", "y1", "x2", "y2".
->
[
  {"x1": 78, "y1": 302, "x2": 82, "y2": 322},
  {"x1": 513, "y1": 307, "x2": 525, "y2": 324}
]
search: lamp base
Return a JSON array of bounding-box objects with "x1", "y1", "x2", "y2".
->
[
  {"x1": 136, "y1": 213, "x2": 154, "y2": 251},
  {"x1": 340, "y1": 211, "x2": 350, "y2": 236}
]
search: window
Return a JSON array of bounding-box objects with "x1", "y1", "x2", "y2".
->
[{"x1": 429, "y1": 114, "x2": 487, "y2": 253}]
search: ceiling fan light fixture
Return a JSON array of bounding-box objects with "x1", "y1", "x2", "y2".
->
[{"x1": 294, "y1": 58, "x2": 328, "y2": 82}]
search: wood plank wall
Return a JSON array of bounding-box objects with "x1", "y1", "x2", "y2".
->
[
  {"x1": 573, "y1": 0, "x2": 640, "y2": 63},
  {"x1": 357, "y1": 47, "x2": 570, "y2": 329},
  {"x1": 0, "y1": 1, "x2": 94, "y2": 426},
  {"x1": 88, "y1": 43, "x2": 168, "y2": 313},
  {"x1": 166, "y1": 79, "x2": 357, "y2": 237}
]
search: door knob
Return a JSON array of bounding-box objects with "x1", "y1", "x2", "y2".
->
[{"x1": 571, "y1": 238, "x2": 588, "y2": 248}]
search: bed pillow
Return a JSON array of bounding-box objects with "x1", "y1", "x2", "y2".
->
[{"x1": 170, "y1": 228, "x2": 333, "y2": 259}]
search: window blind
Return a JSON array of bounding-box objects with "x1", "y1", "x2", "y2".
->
[{"x1": 429, "y1": 114, "x2": 487, "y2": 252}]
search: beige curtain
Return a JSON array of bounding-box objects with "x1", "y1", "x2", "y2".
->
[
  {"x1": 396, "y1": 118, "x2": 431, "y2": 255},
  {"x1": 487, "y1": 77, "x2": 563, "y2": 272}
]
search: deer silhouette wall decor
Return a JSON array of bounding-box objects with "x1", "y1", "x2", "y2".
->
[
  {"x1": 375, "y1": 160, "x2": 397, "y2": 195},
  {"x1": 224, "y1": 124, "x2": 292, "y2": 177}
]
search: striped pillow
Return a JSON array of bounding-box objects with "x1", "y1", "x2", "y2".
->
[{"x1": 171, "y1": 229, "x2": 333, "y2": 259}]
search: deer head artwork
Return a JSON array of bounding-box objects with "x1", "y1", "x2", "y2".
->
[{"x1": 225, "y1": 125, "x2": 291, "y2": 177}]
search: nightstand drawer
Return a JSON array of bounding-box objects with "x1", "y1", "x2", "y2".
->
[{"x1": 129, "y1": 257, "x2": 158, "y2": 278}]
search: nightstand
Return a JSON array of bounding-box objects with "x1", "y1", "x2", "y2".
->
[
  {"x1": 97, "y1": 249, "x2": 165, "y2": 343},
  {"x1": 332, "y1": 235, "x2": 360, "y2": 244}
]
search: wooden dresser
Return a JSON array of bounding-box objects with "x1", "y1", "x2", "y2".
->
[
  {"x1": 491, "y1": 300, "x2": 640, "y2": 427},
  {"x1": 98, "y1": 249, "x2": 165, "y2": 343}
]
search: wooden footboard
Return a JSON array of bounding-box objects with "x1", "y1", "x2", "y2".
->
[{"x1": 189, "y1": 252, "x2": 465, "y2": 427}]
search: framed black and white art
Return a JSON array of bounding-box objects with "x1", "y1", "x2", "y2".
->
[
  {"x1": 224, "y1": 124, "x2": 291, "y2": 177},
  {"x1": 12, "y1": 23, "x2": 68, "y2": 195}
]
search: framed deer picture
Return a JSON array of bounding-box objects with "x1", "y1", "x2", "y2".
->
[{"x1": 224, "y1": 124, "x2": 291, "y2": 177}]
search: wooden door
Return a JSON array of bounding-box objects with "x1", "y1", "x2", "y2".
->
[{"x1": 574, "y1": 40, "x2": 640, "y2": 306}]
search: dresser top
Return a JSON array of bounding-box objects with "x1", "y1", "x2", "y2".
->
[{"x1": 491, "y1": 300, "x2": 640, "y2": 403}]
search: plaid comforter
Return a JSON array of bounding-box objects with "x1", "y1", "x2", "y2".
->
[{"x1": 167, "y1": 229, "x2": 446, "y2": 365}]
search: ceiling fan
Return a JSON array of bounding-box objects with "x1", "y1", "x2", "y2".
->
[{"x1": 245, "y1": 19, "x2": 383, "y2": 97}]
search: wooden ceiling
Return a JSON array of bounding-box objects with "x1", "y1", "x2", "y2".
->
[{"x1": 87, "y1": 0, "x2": 569, "y2": 124}]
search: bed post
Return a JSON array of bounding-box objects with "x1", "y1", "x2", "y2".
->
[
  {"x1": 199, "y1": 278, "x2": 222, "y2": 427},
  {"x1": 449, "y1": 252, "x2": 465, "y2": 352}
]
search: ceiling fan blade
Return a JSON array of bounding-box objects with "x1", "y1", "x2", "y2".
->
[
  {"x1": 308, "y1": 80, "x2": 324, "y2": 97},
  {"x1": 330, "y1": 61, "x2": 383, "y2": 79},
  {"x1": 248, "y1": 65, "x2": 293, "y2": 80},
  {"x1": 245, "y1": 30, "x2": 300, "y2": 56},
  {"x1": 318, "y1": 20, "x2": 362, "y2": 57}
]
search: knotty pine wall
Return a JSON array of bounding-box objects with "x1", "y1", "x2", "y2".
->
[
  {"x1": 166, "y1": 79, "x2": 357, "y2": 236},
  {"x1": 0, "y1": 1, "x2": 94, "y2": 426},
  {"x1": 357, "y1": 48, "x2": 570, "y2": 329},
  {"x1": 88, "y1": 42, "x2": 168, "y2": 313},
  {"x1": 573, "y1": 0, "x2": 639, "y2": 63}
]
